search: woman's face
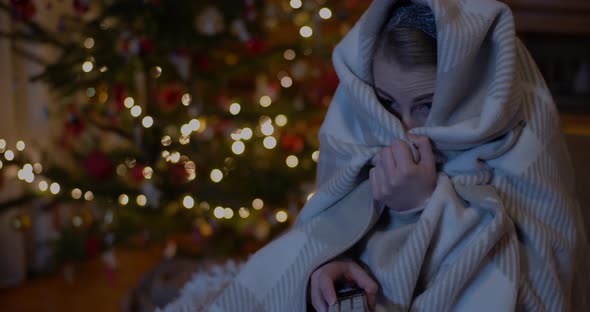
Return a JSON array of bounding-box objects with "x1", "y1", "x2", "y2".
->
[{"x1": 372, "y1": 49, "x2": 436, "y2": 130}]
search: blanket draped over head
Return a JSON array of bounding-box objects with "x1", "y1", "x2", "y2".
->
[{"x1": 163, "y1": 0, "x2": 588, "y2": 311}]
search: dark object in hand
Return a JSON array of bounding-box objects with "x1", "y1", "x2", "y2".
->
[{"x1": 328, "y1": 285, "x2": 369, "y2": 312}]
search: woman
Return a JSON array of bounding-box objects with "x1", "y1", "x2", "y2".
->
[
  {"x1": 309, "y1": 3, "x2": 439, "y2": 310},
  {"x1": 164, "y1": 0, "x2": 588, "y2": 311}
]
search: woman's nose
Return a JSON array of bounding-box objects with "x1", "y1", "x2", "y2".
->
[{"x1": 402, "y1": 114, "x2": 417, "y2": 130}]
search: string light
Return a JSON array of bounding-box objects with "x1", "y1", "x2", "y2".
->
[
  {"x1": 130, "y1": 106, "x2": 142, "y2": 117},
  {"x1": 280, "y1": 76, "x2": 293, "y2": 88},
  {"x1": 0, "y1": 139, "x2": 5, "y2": 150},
  {"x1": 223, "y1": 207, "x2": 234, "y2": 219},
  {"x1": 72, "y1": 216, "x2": 83, "y2": 227},
  {"x1": 99, "y1": 66, "x2": 108, "y2": 72},
  {"x1": 116, "y1": 164, "x2": 127, "y2": 176},
  {"x1": 33, "y1": 163, "x2": 42, "y2": 174},
  {"x1": 142, "y1": 166, "x2": 153, "y2": 179},
  {"x1": 119, "y1": 194, "x2": 129, "y2": 205},
  {"x1": 136, "y1": 195, "x2": 147, "y2": 206},
  {"x1": 87, "y1": 88, "x2": 96, "y2": 97},
  {"x1": 312, "y1": 150, "x2": 320, "y2": 162},
  {"x1": 71, "y1": 188, "x2": 82, "y2": 199},
  {"x1": 38, "y1": 181, "x2": 48, "y2": 192},
  {"x1": 232, "y1": 141, "x2": 245, "y2": 155},
  {"x1": 16, "y1": 141, "x2": 25, "y2": 151},
  {"x1": 231, "y1": 129, "x2": 242, "y2": 141},
  {"x1": 169, "y1": 152, "x2": 180, "y2": 163},
  {"x1": 259, "y1": 95, "x2": 272, "y2": 107},
  {"x1": 252, "y1": 198, "x2": 264, "y2": 210},
  {"x1": 275, "y1": 210, "x2": 288, "y2": 223},
  {"x1": 142, "y1": 116, "x2": 154, "y2": 128},
  {"x1": 82, "y1": 61, "x2": 93, "y2": 72},
  {"x1": 283, "y1": 49, "x2": 296, "y2": 61},
  {"x1": 286, "y1": 155, "x2": 299, "y2": 168},
  {"x1": 229, "y1": 103, "x2": 241, "y2": 115},
  {"x1": 263, "y1": 136, "x2": 277, "y2": 149},
  {"x1": 181, "y1": 93, "x2": 191, "y2": 106},
  {"x1": 180, "y1": 124, "x2": 193, "y2": 136},
  {"x1": 183, "y1": 195, "x2": 195, "y2": 209},
  {"x1": 84, "y1": 191, "x2": 94, "y2": 201},
  {"x1": 124, "y1": 97, "x2": 135, "y2": 108},
  {"x1": 239, "y1": 207, "x2": 250, "y2": 218},
  {"x1": 200, "y1": 202, "x2": 210, "y2": 210},
  {"x1": 161, "y1": 136, "x2": 172, "y2": 146},
  {"x1": 84, "y1": 37, "x2": 95, "y2": 49},
  {"x1": 179, "y1": 135, "x2": 190, "y2": 145},
  {"x1": 319, "y1": 8, "x2": 333, "y2": 19},
  {"x1": 275, "y1": 115, "x2": 288, "y2": 127},
  {"x1": 300, "y1": 26, "x2": 313, "y2": 38},
  {"x1": 241, "y1": 128, "x2": 253, "y2": 140},
  {"x1": 210, "y1": 169, "x2": 223, "y2": 183},
  {"x1": 307, "y1": 192, "x2": 315, "y2": 201},
  {"x1": 189, "y1": 119, "x2": 201, "y2": 131},
  {"x1": 150, "y1": 66, "x2": 162, "y2": 78},
  {"x1": 290, "y1": 0, "x2": 302, "y2": 9},
  {"x1": 0, "y1": 160, "x2": 3, "y2": 170},
  {"x1": 4, "y1": 150, "x2": 15, "y2": 161},
  {"x1": 49, "y1": 182, "x2": 60, "y2": 194},
  {"x1": 261, "y1": 123, "x2": 274, "y2": 136},
  {"x1": 213, "y1": 206, "x2": 225, "y2": 219}
]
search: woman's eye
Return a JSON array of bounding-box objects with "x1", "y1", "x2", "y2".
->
[{"x1": 414, "y1": 103, "x2": 432, "y2": 114}]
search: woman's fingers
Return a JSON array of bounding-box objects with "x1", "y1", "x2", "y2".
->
[
  {"x1": 311, "y1": 260, "x2": 379, "y2": 311},
  {"x1": 343, "y1": 261, "x2": 379, "y2": 308},
  {"x1": 408, "y1": 134, "x2": 435, "y2": 169},
  {"x1": 311, "y1": 271, "x2": 329, "y2": 312},
  {"x1": 319, "y1": 273, "x2": 338, "y2": 307},
  {"x1": 390, "y1": 140, "x2": 415, "y2": 173}
]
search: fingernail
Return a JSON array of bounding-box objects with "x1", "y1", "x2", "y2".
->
[{"x1": 328, "y1": 296, "x2": 337, "y2": 306}]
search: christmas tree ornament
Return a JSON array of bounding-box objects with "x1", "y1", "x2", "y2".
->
[
  {"x1": 10, "y1": 0, "x2": 36, "y2": 20},
  {"x1": 244, "y1": 0, "x2": 257, "y2": 21},
  {"x1": 73, "y1": 0, "x2": 91, "y2": 14},
  {"x1": 195, "y1": 6, "x2": 225, "y2": 36},
  {"x1": 84, "y1": 150, "x2": 114, "y2": 181},
  {"x1": 244, "y1": 38, "x2": 268, "y2": 56},
  {"x1": 158, "y1": 84, "x2": 185, "y2": 112}
]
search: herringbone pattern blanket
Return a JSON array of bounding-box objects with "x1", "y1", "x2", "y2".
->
[{"x1": 162, "y1": 0, "x2": 589, "y2": 311}]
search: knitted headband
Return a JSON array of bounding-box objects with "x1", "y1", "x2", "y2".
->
[{"x1": 386, "y1": 2, "x2": 436, "y2": 39}]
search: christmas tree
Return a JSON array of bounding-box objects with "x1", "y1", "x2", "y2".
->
[{"x1": 0, "y1": 0, "x2": 367, "y2": 264}]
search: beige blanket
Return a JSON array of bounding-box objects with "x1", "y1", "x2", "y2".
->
[{"x1": 163, "y1": 0, "x2": 589, "y2": 310}]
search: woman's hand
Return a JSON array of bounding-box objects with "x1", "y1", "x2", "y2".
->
[
  {"x1": 309, "y1": 258, "x2": 378, "y2": 312},
  {"x1": 370, "y1": 134, "x2": 436, "y2": 212}
]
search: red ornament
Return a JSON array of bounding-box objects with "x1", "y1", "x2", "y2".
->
[
  {"x1": 196, "y1": 53, "x2": 212, "y2": 72},
  {"x1": 10, "y1": 0, "x2": 36, "y2": 20},
  {"x1": 244, "y1": 38, "x2": 267, "y2": 56},
  {"x1": 139, "y1": 37, "x2": 155, "y2": 55},
  {"x1": 158, "y1": 84, "x2": 184, "y2": 112},
  {"x1": 86, "y1": 236, "x2": 101, "y2": 258},
  {"x1": 84, "y1": 150, "x2": 114, "y2": 181},
  {"x1": 73, "y1": 0, "x2": 90, "y2": 14},
  {"x1": 281, "y1": 134, "x2": 305, "y2": 154},
  {"x1": 168, "y1": 163, "x2": 188, "y2": 184},
  {"x1": 129, "y1": 164, "x2": 146, "y2": 183},
  {"x1": 112, "y1": 84, "x2": 127, "y2": 111}
]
